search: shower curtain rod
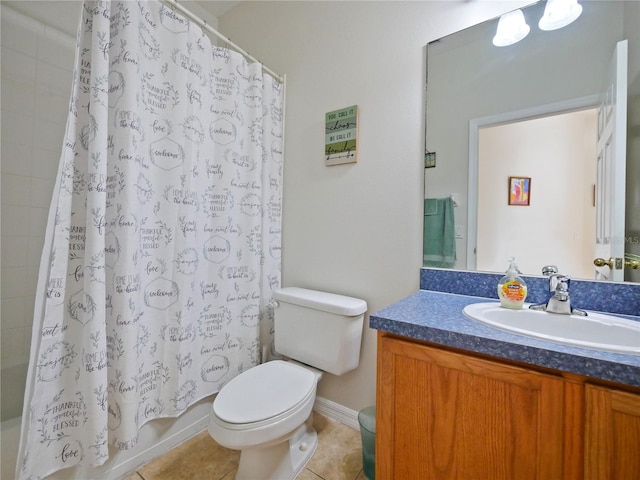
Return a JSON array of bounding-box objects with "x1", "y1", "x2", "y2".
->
[{"x1": 159, "y1": 0, "x2": 284, "y2": 82}]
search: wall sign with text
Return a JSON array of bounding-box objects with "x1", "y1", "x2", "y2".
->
[{"x1": 325, "y1": 105, "x2": 358, "y2": 166}]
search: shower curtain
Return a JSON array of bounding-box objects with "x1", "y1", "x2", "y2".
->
[{"x1": 17, "y1": 1, "x2": 283, "y2": 478}]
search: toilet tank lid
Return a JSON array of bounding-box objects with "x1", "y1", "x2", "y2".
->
[{"x1": 274, "y1": 287, "x2": 367, "y2": 316}]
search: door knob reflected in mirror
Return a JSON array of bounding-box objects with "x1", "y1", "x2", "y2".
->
[
  {"x1": 594, "y1": 258, "x2": 639, "y2": 269},
  {"x1": 625, "y1": 259, "x2": 640, "y2": 269},
  {"x1": 593, "y1": 257, "x2": 614, "y2": 268}
]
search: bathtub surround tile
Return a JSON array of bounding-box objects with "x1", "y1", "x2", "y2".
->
[
  {"x1": 36, "y1": 29, "x2": 75, "y2": 68},
  {"x1": 1, "y1": 5, "x2": 86, "y2": 449},
  {"x1": 1, "y1": 235, "x2": 29, "y2": 266},
  {"x1": 0, "y1": 12, "x2": 41, "y2": 55},
  {"x1": 1, "y1": 296, "x2": 29, "y2": 329},
  {"x1": 1, "y1": 47, "x2": 37, "y2": 85},
  {"x1": 1, "y1": 141, "x2": 33, "y2": 177},
  {"x1": 1, "y1": 206, "x2": 30, "y2": 236},
  {"x1": 27, "y1": 235, "x2": 46, "y2": 267},
  {"x1": 0, "y1": 77, "x2": 36, "y2": 115},
  {"x1": 32, "y1": 117, "x2": 67, "y2": 151},
  {"x1": 29, "y1": 176, "x2": 55, "y2": 208},
  {"x1": 0, "y1": 323, "x2": 32, "y2": 366},
  {"x1": 28, "y1": 206, "x2": 48, "y2": 237},
  {"x1": 34, "y1": 59, "x2": 73, "y2": 95},
  {"x1": 20, "y1": 326, "x2": 33, "y2": 361},
  {"x1": 31, "y1": 147, "x2": 60, "y2": 179},
  {"x1": 1, "y1": 173, "x2": 32, "y2": 206},
  {"x1": 132, "y1": 413, "x2": 364, "y2": 480},
  {"x1": 1, "y1": 362, "x2": 29, "y2": 421},
  {"x1": 2, "y1": 112, "x2": 35, "y2": 149},
  {"x1": 1, "y1": 266, "x2": 29, "y2": 299},
  {"x1": 34, "y1": 88, "x2": 70, "y2": 123},
  {"x1": 1, "y1": 326, "x2": 25, "y2": 364},
  {"x1": 25, "y1": 265, "x2": 40, "y2": 297}
]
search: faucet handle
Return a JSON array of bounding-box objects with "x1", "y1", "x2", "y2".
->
[
  {"x1": 557, "y1": 276, "x2": 570, "y2": 292},
  {"x1": 542, "y1": 265, "x2": 559, "y2": 276},
  {"x1": 550, "y1": 274, "x2": 570, "y2": 292}
]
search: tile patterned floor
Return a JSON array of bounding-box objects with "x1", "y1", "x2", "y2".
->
[{"x1": 122, "y1": 413, "x2": 366, "y2": 480}]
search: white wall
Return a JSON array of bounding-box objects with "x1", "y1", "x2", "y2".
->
[
  {"x1": 218, "y1": 0, "x2": 531, "y2": 412},
  {"x1": 477, "y1": 110, "x2": 597, "y2": 278}
]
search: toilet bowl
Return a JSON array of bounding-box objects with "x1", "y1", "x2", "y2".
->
[
  {"x1": 209, "y1": 360, "x2": 321, "y2": 479},
  {"x1": 208, "y1": 287, "x2": 367, "y2": 480}
]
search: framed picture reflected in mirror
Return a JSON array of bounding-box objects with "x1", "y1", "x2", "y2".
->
[{"x1": 508, "y1": 176, "x2": 531, "y2": 206}]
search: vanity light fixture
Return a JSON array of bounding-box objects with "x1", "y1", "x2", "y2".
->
[
  {"x1": 492, "y1": 9, "x2": 530, "y2": 47},
  {"x1": 493, "y1": 0, "x2": 583, "y2": 47},
  {"x1": 538, "y1": 0, "x2": 583, "y2": 31}
]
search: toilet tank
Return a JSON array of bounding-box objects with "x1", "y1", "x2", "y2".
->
[{"x1": 273, "y1": 287, "x2": 367, "y2": 376}]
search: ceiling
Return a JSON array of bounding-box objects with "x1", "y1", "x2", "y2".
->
[
  {"x1": 4, "y1": 0, "x2": 243, "y2": 37},
  {"x1": 196, "y1": 1, "x2": 243, "y2": 17}
]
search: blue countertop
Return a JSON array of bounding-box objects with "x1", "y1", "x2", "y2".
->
[{"x1": 370, "y1": 290, "x2": 640, "y2": 388}]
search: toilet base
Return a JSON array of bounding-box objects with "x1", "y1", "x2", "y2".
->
[{"x1": 235, "y1": 415, "x2": 318, "y2": 480}]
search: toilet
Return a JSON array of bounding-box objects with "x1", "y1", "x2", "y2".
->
[{"x1": 208, "y1": 287, "x2": 367, "y2": 480}]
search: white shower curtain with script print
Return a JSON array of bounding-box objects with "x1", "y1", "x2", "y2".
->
[{"x1": 17, "y1": 1, "x2": 283, "y2": 478}]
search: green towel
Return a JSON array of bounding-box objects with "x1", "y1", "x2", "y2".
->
[
  {"x1": 423, "y1": 197, "x2": 456, "y2": 268},
  {"x1": 424, "y1": 198, "x2": 438, "y2": 216}
]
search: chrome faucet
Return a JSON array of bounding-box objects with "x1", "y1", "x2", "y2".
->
[{"x1": 529, "y1": 268, "x2": 588, "y2": 316}]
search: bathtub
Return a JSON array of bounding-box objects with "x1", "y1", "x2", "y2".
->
[
  {"x1": 1, "y1": 416, "x2": 21, "y2": 480},
  {"x1": 1, "y1": 362, "x2": 28, "y2": 480},
  {"x1": 1, "y1": 362, "x2": 28, "y2": 422},
  {"x1": 3, "y1": 394, "x2": 213, "y2": 480}
]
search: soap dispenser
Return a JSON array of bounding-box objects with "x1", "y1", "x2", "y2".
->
[{"x1": 497, "y1": 257, "x2": 528, "y2": 310}]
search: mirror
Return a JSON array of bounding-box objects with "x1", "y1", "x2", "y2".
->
[{"x1": 424, "y1": 0, "x2": 640, "y2": 282}]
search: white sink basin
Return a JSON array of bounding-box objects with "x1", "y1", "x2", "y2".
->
[{"x1": 462, "y1": 302, "x2": 640, "y2": 354}]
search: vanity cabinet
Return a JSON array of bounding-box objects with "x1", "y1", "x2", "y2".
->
[
  {"x1": 376, "y1": 333, "x2": 640, "y2": 480},
  {"x1": 585, "y1": 384, "x2": 640, "y2": 479}
]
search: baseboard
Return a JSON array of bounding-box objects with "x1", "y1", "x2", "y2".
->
[{"x1": 313, "y1": 396, "x2": 360, "y2": 431}]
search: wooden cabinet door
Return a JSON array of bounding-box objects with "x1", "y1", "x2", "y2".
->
[
  {"x1": 585, "y1": 384, "x2": 640, "y2": 480},
  {"x1": 377, "y1": 335, "x2": 566, "y2": 480}
]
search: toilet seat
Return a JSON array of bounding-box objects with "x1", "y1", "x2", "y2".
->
[{"x1": 213, "y1": 360, "x2": 316, "y2": 425}]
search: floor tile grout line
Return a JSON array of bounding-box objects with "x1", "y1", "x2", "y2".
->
[{"x1": 128, "y1": 413, "x2": 363, "y2": 480}]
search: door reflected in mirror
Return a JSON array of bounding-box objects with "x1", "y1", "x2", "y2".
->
[{"x1": 476, "y1": 109, "x2": 597, "y2": 279}]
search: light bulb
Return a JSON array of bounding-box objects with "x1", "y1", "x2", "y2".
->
[
  {"x1": 539, "y1": 0, "x2": 583, "y2": 31},
  {"x1": 493, "y1": 9, "x2": 530, "y2": 47}
]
